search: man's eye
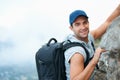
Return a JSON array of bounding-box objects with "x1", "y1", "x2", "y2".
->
[
  {"x1": 75, "y1": 23, "x2": 80, "y2": 26},
  {"x1": 84, "y1": 21, "x2": 88, "y2": 25}
]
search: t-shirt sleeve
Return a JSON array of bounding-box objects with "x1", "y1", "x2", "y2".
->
[
  {"x1": 89, "y1": 33, "x2": 95, "y2": 42},
  {"x1": 64, "y1": 46, "x2": 86, "y2": 63}
]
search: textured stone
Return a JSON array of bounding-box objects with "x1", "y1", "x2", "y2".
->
[{"x1": 94, "y1": 16, "x2": 120, "y2": 80}]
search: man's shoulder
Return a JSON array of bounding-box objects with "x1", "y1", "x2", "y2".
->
[{"x1": 88, "y1": 33, "x2": 95, "y2": 42}]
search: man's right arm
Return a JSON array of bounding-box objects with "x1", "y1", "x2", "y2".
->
[{"x1": 70, "y1": 48, "x2": 106, "y2": 80}]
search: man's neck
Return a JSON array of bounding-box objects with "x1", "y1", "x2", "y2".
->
[{"x1": 75, "y1": 36, "x2": 89, "y2": 43}]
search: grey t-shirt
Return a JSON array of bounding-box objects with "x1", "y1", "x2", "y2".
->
[{"x1": 64, "y1": 33, "x2": 95, "y2": 80}]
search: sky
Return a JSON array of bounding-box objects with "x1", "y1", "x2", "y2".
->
[{"x1": 0, "y1": 0, "x2": 120, "y2": 66}]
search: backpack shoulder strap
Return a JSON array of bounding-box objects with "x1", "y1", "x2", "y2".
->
[
  {"x1": 90, "y1": 41, "x2": 99, "y2": 69},
  {"x1": 63, "y1": 42, "x2": 90, "y2": 67},
  {"x1": 91, "y1": 41, "x2": 95, "y2": 51}
]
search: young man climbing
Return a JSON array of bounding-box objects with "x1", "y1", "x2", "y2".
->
[{"x1": 64, "y1": 4, "x2": 120, "y2": 80}]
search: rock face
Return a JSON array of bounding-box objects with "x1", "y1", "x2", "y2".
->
[{"x1": 94, "y1": 16, "x2": 120, "y2": 80}]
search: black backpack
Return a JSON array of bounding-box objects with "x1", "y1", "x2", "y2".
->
[{"x1": 35, "y1": 38, "x2": 94, "y2": 80}]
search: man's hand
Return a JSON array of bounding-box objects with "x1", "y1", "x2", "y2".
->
[{"x1": 93, "y1": 47, "x2": 106, "y2": 63}]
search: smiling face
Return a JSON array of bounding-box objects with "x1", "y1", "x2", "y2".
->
[{"x1": 70, "y1": 16, "x2": 89, "y2": 42}]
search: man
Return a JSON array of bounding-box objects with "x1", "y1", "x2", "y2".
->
[{"x1": 64, "y1": 4, "x2": 120, "y2": 80}]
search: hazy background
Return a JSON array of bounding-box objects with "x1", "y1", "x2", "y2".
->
[{"x1": 0, "y1": 0, "x2": 120, "y2": 79}]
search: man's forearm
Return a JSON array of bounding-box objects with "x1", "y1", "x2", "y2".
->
[{"x1": 106, "y1": 4, "x2": 120, "y2": 22}]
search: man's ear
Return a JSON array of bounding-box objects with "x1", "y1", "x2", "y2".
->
[{"x1": 69, "y1": 26, "x2": 73, "y2": 31}]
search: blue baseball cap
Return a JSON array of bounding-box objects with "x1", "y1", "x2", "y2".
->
[{"x1": 69, "y1": 10, "x2": 88, "y2": 26}]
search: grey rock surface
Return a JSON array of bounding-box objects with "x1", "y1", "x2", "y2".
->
[{"x1": 94, "y1": 16, "x2": 120, "y2": 80}]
